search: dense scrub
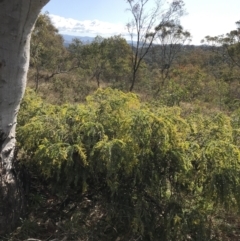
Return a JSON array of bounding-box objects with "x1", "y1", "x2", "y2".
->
[{"x1": 8, "y1": 88, "x2": 240, "y2": 240}]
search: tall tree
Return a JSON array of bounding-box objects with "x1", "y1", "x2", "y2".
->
[
  {"x1": 153, "y1": 22, "x2": 191, "y2": 90},
  {"x1": 126, "y1": 0, "x2": 186, "y2": 91},
  {"x1": 0, "y1": 0, "x2": 49, "y2": 233},
  {"x1": 85, "y1": 35, "x2": 107, "y2": 87},
  {"x1": 202, "y1": 21, "x2": 240, "y2": 78},
  {"x1": 30, "y1": 13, "x2": 68, "y2": 91},
  {"x1": 69, "y1": 35, "x2": 132, "y2": 88},
  {"x1": 201, "y1": 21, "x2": 240, "y2": 107},
  {"x1": 101, "y1": 35, "x2": 132, "y2": 85}
]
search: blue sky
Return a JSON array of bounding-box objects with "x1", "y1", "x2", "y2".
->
[{"x1": 42, "y1": 0, "x2": 240, "y2": 45}]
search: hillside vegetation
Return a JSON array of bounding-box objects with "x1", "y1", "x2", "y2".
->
[{"x1": 5, "y1": 13, "x2": 240, "y2": 241}]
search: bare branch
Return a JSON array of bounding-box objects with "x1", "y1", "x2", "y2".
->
[{"x1": 125, "y1": 0, "x2": 187, "y2": 91}]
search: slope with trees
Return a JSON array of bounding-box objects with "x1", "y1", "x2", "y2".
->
[{"x1": 2, "y1": 0, "x2": 240, "y2": 239}]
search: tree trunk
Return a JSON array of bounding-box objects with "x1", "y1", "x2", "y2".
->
[
  {"x1": 129, "y1": 70, "x2": 137, "y2": 92},
  {"x1": 0, "y1": 0, "x2": 49, "y2": 234}
]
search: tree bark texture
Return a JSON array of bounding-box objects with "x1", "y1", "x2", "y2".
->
[{"x1": 0, "y1": 0, "x2": 49, "y2": 234}]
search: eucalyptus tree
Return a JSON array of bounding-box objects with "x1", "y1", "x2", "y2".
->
[
  {"x1": 202, "y1": 21, "x2": 240, "y2": 80},
  {"x1": 68, "y1": 36, "x2": 105, "y2": 87},
  {"x1": 126, "y1": 0, "x2": 186, "y2": 91},
  {"x1": 30, "y1": 13, "x2": 68, "y2": 91},
  {"x1": 0, "y1": 0, "x2": 49, "y2": 233},
  {"x1": 69, "y1": 35, "x2": 132, "y2": 88},
  {"x1": 101, "y1": 35, "x2": 132, "y2": 85},
  {"x1": 201, "y1": 21, "x2": 240, "y2": 108},
  {"x1": 153, "y1": 22, "x2": 191, "y2": 90}
]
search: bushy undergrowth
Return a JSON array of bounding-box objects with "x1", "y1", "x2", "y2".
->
[{"x1": 14, "y1": 88, "x2": 240, "y2": 240}]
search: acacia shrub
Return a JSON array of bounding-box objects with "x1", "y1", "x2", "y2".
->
[{"x1": 17, "y1": 88, "x2": 240, "y2": 240}]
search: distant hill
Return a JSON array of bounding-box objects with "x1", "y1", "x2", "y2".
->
[
  {"x1": 61, "y1": 34, "x2": 140, "y2": 47},
  {"x1": 61, "y1": 34, "x2": 205, "y2": 49},
  {"x1": 61, "y1": 34, "x2": 95, "y2": 46}
]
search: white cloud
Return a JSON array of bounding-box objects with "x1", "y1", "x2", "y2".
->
[{"x1": 49, "y1": 14, "x2": 129, "y2": 37}]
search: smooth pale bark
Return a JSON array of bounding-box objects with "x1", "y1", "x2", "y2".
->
[{"x1": 0, "y1": 0, "x2": 49, "y2": 233}]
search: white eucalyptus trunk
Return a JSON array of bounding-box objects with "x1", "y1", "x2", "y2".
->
[{"x1": 0, "y1": 0, "x2": 49, "y2": 233}]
